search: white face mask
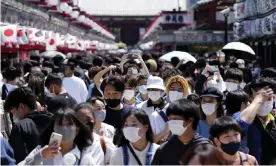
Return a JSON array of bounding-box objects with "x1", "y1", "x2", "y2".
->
[
  {"x1": 123, "y1": 127, "x2": 141, "y2": 142},
  {"x1": 168, "y1": 120, "x2": 189, "y2": 136},
  {"x1": 201, "y1": 103, "x2": 216, "y2": 115},
  {"x1": 257, "y1": 101, "x2": 273, "y2": 116},
  {"x1": 148, "y1": 91, "x2": 161, "y2": 101},
  {"x1": 138, "y1": 85, "x2": 147, "y2": 95},
  {"x1": 13, "y1": 116, "x2": 21, "y2": 123},
  {"x1": 169, "y1": 91, "x2": 184, "y2": 103},
  {"x1": 225, "y1": 82, "x2": 238, "y2": 92},
  {"x1": 240, "y1": 82, "x2": 246, "y2": 89},
  {"x1": 123, "y1": 90, "x2": 135, "y2": 100}
]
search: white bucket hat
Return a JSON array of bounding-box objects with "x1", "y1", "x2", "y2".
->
[{"x1": 146, "y1": 76, "x2": 165, "y2": 91}]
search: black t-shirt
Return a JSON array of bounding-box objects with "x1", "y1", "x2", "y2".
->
[
  {"x1": 104, "y1": 104, "x2": 133, "y2": 145},
  {"x1": 46, "y1": 93, "x2": 77, "y2": 113}
]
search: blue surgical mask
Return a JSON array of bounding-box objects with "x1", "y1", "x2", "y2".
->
[{"x1": 94, "y1": 110, "x2": 106, "y2": 122}]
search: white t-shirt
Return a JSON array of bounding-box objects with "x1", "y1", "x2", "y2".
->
[
  {"x1": 94, "y1": 123, "x2": 116, "y2": 141},
  {"x1": 110, "y1": 142, "x2": 159, "y2": 165},
  {"x1": 149, "y1": 104, "x2": 170, "y2": 140},
  {"x1": 136, "y1": 100, "x2": 155, "y2": 116},
  {"x1": 63, "y1": 76, "x2": 88, "y2": 103},
  {"x1": 85, "y1": 133, "x2": 105, "y2": 165},
  {"x1": 18, "y1": 145, "x2": 96, "y2": 165}
]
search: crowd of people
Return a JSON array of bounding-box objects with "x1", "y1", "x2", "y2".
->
[{"x1": 0, "y1": 51, "x2": 276, "y2": 165}]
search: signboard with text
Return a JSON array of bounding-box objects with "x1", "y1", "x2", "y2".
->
[
  {"x1": 161, "y1": 12, "x2": 193, "y2": 25},
  {"x1": 158, "y1": 31, "x2": 234, "y2": 44}
]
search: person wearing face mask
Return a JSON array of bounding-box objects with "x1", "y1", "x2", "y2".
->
[
  {"x1": 74, "y1": 103, "x2": 116, "y2": 165},
  {"x1": 151, "y1": 99, "x2": 212, "y2": 165},
  {"x1": 166, "y1": 75, "x2": 191, "y2": 103},
  {"x1": 87, "y1": 97, "x2": 115, "y2": 141},
  {"x1": 4, "y1": 87, "x2": 53, "y2": 163},
  {"x1": 137, "y1": 76, "x2": 167, "y2": 116},
  {"x1": 136, "y1": 76, "x2": 170, "y2": 143},
  {"x1": 231, "y1": 77, "x2": 276, "y2": 165},
  {"x1": 19, "y1": 108, "x2": 96, "y2": 165},
  {"x1": 100, "y1": 75, "x2": 133, "y2": 145},
  {"x1": 224, "y1": 68, "x2": 244, "y2": 92},
  {"x1": 110, "y1": 109, "x2": 159, "y2": 165},
  {"x1": 136, "y1": 75, "x2": 148, "y2": 103},
  {"x1": 210, "y1": 116, "x2": 258, "y2": 165},
  {"x1": 45, "y1": 74, "x2": 77, "y2": 114},
  {"x1": 148, "y1": 76, "x2": 191, "y2": 144},
  {"x1": 122, "y1": 75, "x2": 139, "y2": 107},
  {"x1": 225, "y1": 90, "x2": 250, "y2": 153},
  {"x1": 197, "y1": 87, "x2": 225, "y2": 139}
]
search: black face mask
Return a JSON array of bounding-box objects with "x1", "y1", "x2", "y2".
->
[
  {"x1": 220, "y1": 141, "x2": 240, "y2": 155},
  {"x1": 105, "y1": 99, "x2": 121, "y2": 108}
]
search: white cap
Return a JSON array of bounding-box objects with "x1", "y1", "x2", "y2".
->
[
  {"x1": 146, "y1": 76, "x2": 165, "y2": 90},
  {"x1": 236, "y1": 59, "x2": 245, "y2": 68},
  {"x1": 217, "y1": 51, "x2": 225, "y2": 57}
]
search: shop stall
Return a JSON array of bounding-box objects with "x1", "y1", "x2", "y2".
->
[{"x1": 233, "y1": 0, "x2": 276, "y2": 67}]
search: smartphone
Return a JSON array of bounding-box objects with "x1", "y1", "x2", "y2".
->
[{"x1": 49, "y1": 132, "x2": 62, "y2": 147}]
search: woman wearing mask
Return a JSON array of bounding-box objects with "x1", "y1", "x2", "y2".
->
[
  {"x1": 19, "y1": 108, "x2": 95, "y2": 165},
  {"x1": 87, "y1": 97, "x2": 115, "y2": 141},
  {"x1": 122, "y1": 75, "x2": 139, "y2": 107},
  {"x1": 110, "y1": 109, "x2": 159, "y2": 165},
  {"x1": 210, "y1": 116, "x2": 258, "y2": 165},
  {"x1": 74, "y1": 103, "x2": 116, "y2": 165},
  {"x1": 136, "y1": 75, "x2": 148, "y2": 104},
  {"x1": 165, "y1": 75, "x2": 190, "y2": 103},
  {"x1": 197, "y1": 87, "x2": 224, "y2": 138}
]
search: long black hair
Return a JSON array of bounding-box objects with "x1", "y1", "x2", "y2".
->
[
  {"x1": 40, "y1": 108, "x2": 93, "y2": 151},
  {"x1": 118, "y1": 109, "x2": 154, "y2": 147}
]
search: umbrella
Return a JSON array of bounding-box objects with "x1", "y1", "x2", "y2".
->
[
  {"x1": 40, "y1": 51, "x2": 66, "y2": 59},
  {"x1": 222, "y1": 42, "x2": 255, "y2": 55},
  {"x1": 159, "y1": 51, "x2": 196, "y2": 63}
]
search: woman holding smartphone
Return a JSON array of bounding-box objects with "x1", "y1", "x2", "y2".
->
[{"x1": 18, "y1": 108, "x2": 96, "y2": 165}]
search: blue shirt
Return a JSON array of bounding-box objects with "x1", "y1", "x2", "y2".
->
[
  {"x1": 196, "y1": 120, "x2": 210, "y2": 139},
  {"x1": 1, "y1": 138, "x2": 16, "y2": 165},
  {"x1": 87, "y1": 83, "x2": 95, "y2": 99},
  {"x1": 232, "y1": 112, "x2": 250, "y2": 154},
  {"x1": 135, "y1": 93, "x2": 146, "y2": 104}
]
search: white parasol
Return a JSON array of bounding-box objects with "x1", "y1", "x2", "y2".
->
[
  {"x1": 222, "y1": 42, "x2": 255, "y2": 55},
  {"x1": 40, "y1": 51, "x2": 66, "y2": 59},
  {"x1": 159, "y1": 51, "x2": 196, "y2": 63}
]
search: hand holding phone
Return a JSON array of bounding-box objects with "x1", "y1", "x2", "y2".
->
[{"x1": 41, "y1": 132, "x2": 62, "y2": 159}]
